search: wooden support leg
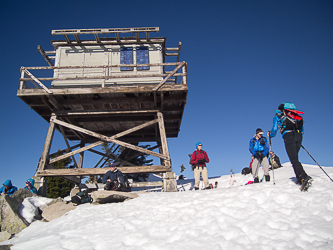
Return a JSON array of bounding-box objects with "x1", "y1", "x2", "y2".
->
[
  {"x1": 157, "y1": 112, "x2": 170, "y2": 168},
  {"x1": 163, "y1": 172, "x2": 177, "y2": 192},
  {"x1": 78, "y1": 141, "x2": 85, "y2": 169},
  {"x1": 38, "y1": 115, "x2": 56, "y2": 171},
  {"x1": 38, "y1": 114, "x2": 56, "y2": 196}
]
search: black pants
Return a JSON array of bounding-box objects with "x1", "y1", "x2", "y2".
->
[{"x1": 283, "y1": 131, "x2": 307, "y2": 180}]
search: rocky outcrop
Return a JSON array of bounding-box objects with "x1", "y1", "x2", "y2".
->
[
  {"x1": 0, "y1": 231, "x2": 11, "y2": 242},
  {"x1": 90, "y1": 190, "x2": 138, "y2": 204},
  {"x1": 41, "y1": 201, "x2": 76, "y2": 222},
  {"x1": 0, "y1": 195, "x2": 29, "y2": 235},
  {"x1": 0, "y1": 188, "x2": 40, "y2": 242}
]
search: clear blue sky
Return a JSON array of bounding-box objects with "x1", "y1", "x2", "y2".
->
[{"x1": 1, "y1": 0, "x2": 332, "y2": 188}]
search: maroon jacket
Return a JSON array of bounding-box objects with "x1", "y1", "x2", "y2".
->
[{"x1": 190, "y1": 150, "x2": 210, "y2": 167}]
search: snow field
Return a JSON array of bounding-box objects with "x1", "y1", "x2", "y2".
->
[{"x1": 2, "y1": 163, "x2": 333, "y2": 250}]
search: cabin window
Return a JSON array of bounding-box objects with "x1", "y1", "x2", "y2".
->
[
  {"x1": 120, "y1": 47, "x2": 133, "y2": 71},
  {"x1": 136, "y1": 46, "x2": 149, "y2": 70}
]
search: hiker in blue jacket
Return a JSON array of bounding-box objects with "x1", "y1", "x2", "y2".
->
[
  {"x1": 25, "y1": 178, "x2": 38, "y2": 194},
  {"x1": 268, "y1": 103, "x2": 310, "y2": 185},
  {"x1": 249, "y1": 128, "x2": 270, "y2": 183},
  {"x1": 0, "y1": 179, "x2": 18, "y2": 197},
  {"x1": 102, "y1": 163, "x2": 125, "y2": 191}
]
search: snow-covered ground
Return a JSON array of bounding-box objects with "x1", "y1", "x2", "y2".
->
[{"x1": 2, "y1": 163, "x2": 333, "y2": 250}]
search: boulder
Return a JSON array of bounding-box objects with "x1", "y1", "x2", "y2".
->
[
  {"x1": 38, "y1": 197, "x2": 62, "y2": 213},
  {"x1": 0, "y1": 231, "x2": 11, "y2": 242},
  {"x1": 0, "y1": 195, "x2": 29, "y2": 234},
  {"x1": 0, "y1": 245, "x2": 12, "y2": 250},
  {"x1": 41, "y1": 201, "x2": 76, "y2": 222},
  {"x1": 4, "y1": 188, "x2": 38, "y2": 213},
  {"x1": 90, "y1": 190, "x2": 138, "y2": 204}
]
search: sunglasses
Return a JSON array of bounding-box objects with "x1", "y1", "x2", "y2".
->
[{"x1": 198, "y1": 145, "x2": 202, "y2": 146}]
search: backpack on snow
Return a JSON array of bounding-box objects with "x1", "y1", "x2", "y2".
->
[
  {"x1": 279, "y1": 102, "x2": 304, "y2": 132},
  {"x1": 242, "y1": 167, "x2": 252, "y2": 175},
  {"x1": 71, "y1": 191, "x2": 92, "y2": 205}
]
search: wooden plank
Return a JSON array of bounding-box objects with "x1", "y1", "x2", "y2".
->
[
  {"x1": 37, "y1": 45, "x2": 54, "y2": 67},
  {"x1": 88, "y1": 148, "x2": 135, "y2": 166},
  {"x1": 36, "y1": 165, "x2": 171, "y2": 176},
  {"x1": 157, "y1": 112, "x2": 170, "y2": 167},
  {"x1": 50, "y1": 141, "x2": 103, "y2": 164},
  {"x1": 20, "y1": 73, "x2": 186, "y2": 81},
  {"x1": 44, "y1": 164, "x2": 81, "y2": 183},
  {"x1": 23, "y1": 62, "x2": 181, "y2": 70},
  {"x1": 55, "y1": 110, "x2": 159, "y2": 116},
  {"x1": 130, "y1": 181, "x2": 162, "y2": 187},
  {"x1": 17, "y1": 84, "x2": 188, "y2": 96},
  {"x1": 153, "y1": 61, "x2": 185, "y2": 91},
  {"x1": 23, "y1": 69, "x2": 52, "y2": 94},
  {"x1": 38, "y1": 116, "x2": 56, "y2": 171}
]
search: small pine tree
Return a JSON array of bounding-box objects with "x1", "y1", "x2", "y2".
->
[
  {"x1": 180, "y1": 164, "x2": 186, "y2": 174},
  {"x1": 46, "y1": 151, "x2": 75, "y2": 198}
]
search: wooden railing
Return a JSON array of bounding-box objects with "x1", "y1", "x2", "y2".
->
[{"x1": 19, "y1": 62, "x2": 187, "y2": 92}]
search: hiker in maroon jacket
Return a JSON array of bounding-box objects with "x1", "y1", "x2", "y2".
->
[{"x1": 190, "y1": 142, "x2": 211, "y2": 190}]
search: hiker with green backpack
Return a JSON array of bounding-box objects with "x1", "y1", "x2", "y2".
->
[{"x1": 268, "y1": 102, "x2": 311, "y2": 187}]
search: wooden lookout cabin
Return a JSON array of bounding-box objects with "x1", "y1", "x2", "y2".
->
[{"x1": 17, "y1": 27, "x2": 188, "y2": 193}]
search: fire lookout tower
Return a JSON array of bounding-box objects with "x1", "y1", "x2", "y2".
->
[{"x1": 17, "y1": 27, "x2": 188, "y2": 193}]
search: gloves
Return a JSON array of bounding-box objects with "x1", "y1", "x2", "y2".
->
[
  {"x1": 255, "y1": 152, "x2": 264, "y2": 160},
  {"x1": 197, "y1": 159, "x2": 206, "y2": 164}
]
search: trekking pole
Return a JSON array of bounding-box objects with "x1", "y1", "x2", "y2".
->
[
  {"x1": 269, "y1": 136, "x2": 276, "y2": 185},
  {"x1": 301, "y1": 145, "x2": 333, "y2": 182}
]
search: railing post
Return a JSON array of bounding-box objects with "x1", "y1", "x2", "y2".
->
[{"x1": 19, "y1": 67, "x2": 25, "y2": 90}]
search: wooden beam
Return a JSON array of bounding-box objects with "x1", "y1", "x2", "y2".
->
[
  {"x1": 130, "y1": 181, "x2": 162, "y2": 187},
  {"x1": 38, "y1": 115, "x2": 56, "y2": 171},
  {"x1": 50, "y1": 141, "x2": 103, "y2": 164},
  {"x1": 153, "y1": 62, "x2": 185, "y2": 92},
  {"x1": 157, "y1": 112, "x2": 170, "y2": 167},
  {"x1": 37, "y1": 45, "x2": 54, "y2": 67},
  {"x1": 44, "y1": 164, "x2": 81, "y2": 183},
  {"x1": 37, "y1": 165, "x2": 171, "y2": 176},
  {"x1": 23, "y1": 69, "x2": 52, "y2": 94}
]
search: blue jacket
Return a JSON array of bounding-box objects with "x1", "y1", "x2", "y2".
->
[
  {"x1": 270, "y1": 112, "x2": 304, "y2": 138},
  {"x1": 102, "y1": 169, "x2": 124, "y2": 184},
  {"x1": 249, "y1": 136, "x2": 269, "y2": 157},
  {"x1": 24, "y1": 178, "x2": 38, "y2": 194},
  {"x1": 0, "y1": 180, "x2": 18, "y2": 197}
]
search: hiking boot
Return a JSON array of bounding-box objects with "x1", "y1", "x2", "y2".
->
[
  {"x1": 265, "y1": 175, "x2": 270, "y2": 182},
  {"x1": 204, "y1": 186, "x2": 211, "y2": 190},
  {"x1": 194, "y1": 187, "x2": 199, "y2": 190},
  {"x1": 254, "y1": 177, "x2": 259, "y2": 183},
  {"x1": 301, "y1": 176, "x2": 312, "y2": 184}
]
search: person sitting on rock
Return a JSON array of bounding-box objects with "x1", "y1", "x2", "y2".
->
[
  {"x1": 24, "y1": 178, "x2": 38, "y2": 194},
  {"x1": 269, "y1": 151, "x2": 282, "y2": 170},
  {"x1": 0, "y1": 179, "x2": 18, "y2": 197},
  {"x1": 102, "y1": 163, "x2": 125, "y2": 191}
]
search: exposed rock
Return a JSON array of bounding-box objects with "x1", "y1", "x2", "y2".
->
[
  {"x1": 41, "y1": 201, "x2": 76, "y2": 222},
  {"x1": 90, "y1": 190, "x2": 138, "y2": 204},
  {"x1": 5, "y1": 188, "x2": 38, "y2": 212},
  {"x1": 70, "y1": 187, "x2": 81, "y2": 198},
  {"x1": 38, "y1": 197, "x2": 62, "y2": 213},
  {"x1": 0, "y1": 231, "x2": 11, "y2": 242},
  {"x1": 0, "y1": 195, "x2": 29, "y2": 234},
  {"x1": 0, "y1": 244, "x2": 12, "y2": 250}
]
